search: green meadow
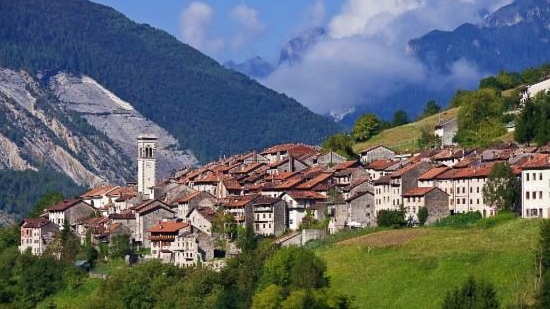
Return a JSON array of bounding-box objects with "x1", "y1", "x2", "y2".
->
[{"x1": 317, "y1": 217, "x2": 541, "y2": 309}]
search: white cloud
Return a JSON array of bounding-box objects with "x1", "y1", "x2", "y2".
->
[
  {"x1": 229, "y1": 4, "x2": 265, "y2": 50},
  {"x1": 180, "y1": 2, "x2": 224, "y2": 54},
  {"x1": 304, "y1": 0, "x2": 326, "y2": 28},
  {"x1": 262, "y1": 0, "x2": 513, "y2": 116}
]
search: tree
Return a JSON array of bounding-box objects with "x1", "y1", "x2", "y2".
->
[
  {"x1": 422, "y1": 100, "x2": 441, "y2": 118},
  {"x1": 29, "y1": 191, "x2": 63, "y2": 218},
  {"x1": 417, "y1": 207, "x2": 429, "y2": 226},
  {"x1": 441, "y1": 276, "x2": 499, "y2": 309},
  {"x1": 352, "y1": 114, "x2": 381, "y2": 142},
  {"x1": 109, "y1": 233, "x2": 132, "y2": 259},
  {"x1": 515, "y1": 99, "x2": 537, "y2": 145},
  {"x1": 376, "y1": 208, "x2": 406, "y2": 228},
  {"x1": 392, "y1": 110, "x2": 409, "y2": 127},
  {"x1": 482, "y1": 163, "x2": 520, "y2": 213},
  {"x1": 417, "y1": 126, "x2": 441, "y2": 150},
  {"x1": 454, "y1": 88, "x2": 505, "y2": 147},
  {"x1": 321, "y1": 133, "x2": 356, "y2": 159}
]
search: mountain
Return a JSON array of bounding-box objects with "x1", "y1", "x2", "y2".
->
[
  {"x1": 0, "y1": 0, "x2": 341, "y2": 163},
  {"x1": 0, "y1": 68, "x2": 195, "y2": 187},
  {"x1": 408, "y1": 0, "x2": 550, "y2": 73},
  {"x1": 224, "y1": 56, "x2": 274, "y2": 79},
  {"x1": 279, "y1": 27, "x2": 327, "y2": 66}
]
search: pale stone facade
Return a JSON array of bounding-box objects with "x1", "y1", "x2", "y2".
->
[
  {"x1": 19, "y1": 218, "x2": 59, "y2": 255},
  {"x1": 137, "y1": 135, "x2": 157, "y2": 198}
]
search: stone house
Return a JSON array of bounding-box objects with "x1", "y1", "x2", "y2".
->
[
  {"x1": 434, "y1": 118, "x2": 458, "y2": 147},
  {"x1": 388, "y1": 161, "x2": 433, "y2": 209},
  {"x1": 187, "y1": 207, "x2": 214, "y2": 235},
  {"x1": 251, "y1": 196, "x2": 286, "y2": 236},
  {"x1": 132, "y1": 200, "x2": 175, "y2": 248},
  {"x1": 80, "y1": 185, "x2": 119, "y2": 209},
  {"x1": 315, "y1": 150, "x2": 347, "y2": 166},
  {"x1": 266, "y1": 156, "x2": 309, "y2": 175},
  {"x1": 450, "y1": 166, "x2": 494, "y2": 216},
  {"x1": 173, "y1": 190, "x2": 215, "y2": 219},
  {"x1": 46, "y1": 199, "x2": 96, "y2": 228},
  {"x1": 358, "y1": 145, "x2": 395, "y2": 164},
  {"x1": 374, "y1": 175, "x2": 393, "y2": 211},
  {"x1": 345, "y1": 190, "x2": 375, "y2": 227},
  {"x1": 281, "y1": 190, "x2": 327, "y2": 230},
  {"x1": 216, "y1": 177, "x2": 244, "y2": 198},
  {"x1": 402, "y1": 187, "x2": 450, "y2": 224},
  {"x1": 19, "y1": 217, "x2": 59, "y2": 255},
  {"x1": 217, "y1": 194, "x2": 259, "y2": 227},
  {"x1": 109, "y1": 211, "x2": 136, "y2": 239},
  {"x1": 364, "y1": 159, "x2": 399, "y2": 181},
  {"x1": 190, "y1": 174, "x2": 219, "y2": 196}
]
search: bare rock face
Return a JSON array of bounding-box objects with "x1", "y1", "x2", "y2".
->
[
  {"x1": 50, "y1": 73, "x2": 197, "y2": 180},
  {"x1": 0, "y1": 68, "x2": 197, "y2": 187}
]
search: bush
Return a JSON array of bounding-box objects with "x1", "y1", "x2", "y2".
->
[
  {"x1": 377, "y1": 209, "x2": 406, "y2": 228},
  {"x1": 434, "y1": 212, "x2": 482, "y2": 228}
]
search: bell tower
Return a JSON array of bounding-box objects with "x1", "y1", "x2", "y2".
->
[{"x1": 137, "y1": 135, "x2": 157, "y2": 198}]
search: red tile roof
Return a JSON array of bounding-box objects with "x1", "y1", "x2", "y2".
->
[
  {"x1": 359, "y1": 145, "x2": 392, "y2": 154},
  {"x1": 80, "y1": 186, "x2": 119, "y2": 198},
  {"x1": 176, "y1": 191, "x2": 202, "y2": 203},
  {"x1": 402, "y1": 187, "x2": 437, "y2": 197},
  {"x1": 295, "y1": 172, "x2": 334, "y2": 190},
  {"x1": 520, "y1": 154, "x2": 550, "y2": 170},
  {"x1": 285, "y1": 190, "x2": 327, "y2": 200},
  {"x1": 365, "y1": 159, "x2": 399, "y2": 171},
  {"x1": 391, "y1": 162, "x2": 427, "y2": 178},
  {"x1": 418, "y1": 166, "x2": 450, "y2": 181},
  {"x1": 47, "y1": 199, "x2": 90, "y2": 212},
  {"x1": 219, "y1": 194, "x2": 261, "y2": 208},
  {"x1": 334, "y1": 160, "x2": 359, "y2": 170},
  {"x1": 133, "y1": 200, "x2": 173, "y2": 214},
  {"x1": 21, "y1": 217, "x2": 51, "y2": 228},
  {"x1": 223, "y1": 178, "x2": 243, "y2": 191},
  {"x1": 148, "y1": 221, "x2": 188, "y2": 233}
]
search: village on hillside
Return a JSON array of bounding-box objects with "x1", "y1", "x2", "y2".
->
[{"x1": 18, "y1": 131, "x2": 550, "y2": 269}]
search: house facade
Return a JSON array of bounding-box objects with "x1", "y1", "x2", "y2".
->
[{"x1": 19, "y1": 218, "x2": 59, "y2": 255}]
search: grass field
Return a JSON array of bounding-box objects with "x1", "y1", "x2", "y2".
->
[
  {"x1": 353, "y1": 108, "x2": 460, "y2": 153},
  {"x1": 317, "y1": 218, "x2": 541, "y2": 309}
]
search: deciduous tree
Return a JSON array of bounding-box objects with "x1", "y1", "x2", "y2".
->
[{"x1": 482, "y1": 163, "x2": 520, "y2": 213}]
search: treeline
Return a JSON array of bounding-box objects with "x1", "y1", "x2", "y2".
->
[
  {"x1": 0, "y1": 0, "x2": 340, "y2": 162},
  {"x1": 0, "y1": 223, "x2": 352, "y2": 309},
  {"x1": 0, "y1": 169, "x2": 85, "y2": 218}
]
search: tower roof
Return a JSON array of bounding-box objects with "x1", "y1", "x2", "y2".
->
[{"x1": 137, "y1": 134, "x2": 158, "y2": 140}]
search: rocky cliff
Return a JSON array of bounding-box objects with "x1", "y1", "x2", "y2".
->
[{"x1": 0, "y1": 68, "x2": 197, "y2": 187}]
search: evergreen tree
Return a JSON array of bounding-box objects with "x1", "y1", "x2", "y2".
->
[{"x1": 442, "y1": 276, "x2": 499, "y2": 309}]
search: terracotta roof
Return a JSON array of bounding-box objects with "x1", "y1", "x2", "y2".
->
[
  {"x1": 176, "y1": 191, "x2": 201, "y2": 203},
  {"x1": 334, "y1": 160, "x2": 360, "y2": 171},
  {"x1": 133, "y1": 200, "x2": 174, "y2": 214},
  {"x1": 193, "y1": 174, "x2": 221, "y2": 183},
  {"x1": 300, "y1": 166, "x2": 326, "y2": 179},
  {"x1": 106, "y1": 186, "x2": 137, "y2": 197},
  {"x1": 269, "y1": 158, "x2": 290, "y2": 168},
  {"x1": 47, "y1": 199, "x2": 90, "y2": 212},
  {"x1": 312, "y1": 182, "x2": 337, "y2": 192},
  {"x1": 391, "y1": 162, "x2": 427, "y2": 178},
  {"x1": 452, "y1": 166, "x2": 492, "y2": 179},
  {"x1": 21, "y1": 217, "x2": 51, "y2": 228},
  {"x1": 402, "y1": 187, "x2": 438, "y2": 197},
  {"x1": 365, "y1": 159, "x2": 399, "y2": 171},
  {"x1": 521, "y1": 154, "x2": 550, "y2": 170},
  {"x1": 80, "y1": 186, "x2": 119, "y2": 198},
  {"x1": 223, "y1": 178, "x2": 243, "y2": 191},
  {"x1": 270, "y1": 171, "x2": 298, "y2": 181},
  {"x1": 109, "y1": 211, "x2": 135, "y2": 220},
  {"x1": 148, "y1": 221, "x2": 188, "y2": 233},
  {"x1": 295, "y1": 172, "x2": 334, "y2": 190},
  {"x1": 274, "y1": 177, "x2": 304, "y2": 190},
  {"x1": 418, "y1": 166, "x2": 450, "y2": 181},
  {"x1": 233, "y1": 162, "x2": 265, "y2": 174},
  {"x1": 285, "y1": 190, "x2": 327, "y2": 200},
  {"x1": 219, "y1": 194, "x2": 261, "y2": 208}
]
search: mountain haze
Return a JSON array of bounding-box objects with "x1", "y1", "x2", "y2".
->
[{"x1": 0, "y1": 0, "x2": 341, "y2": 162}]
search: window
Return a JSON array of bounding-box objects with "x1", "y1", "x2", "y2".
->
[
  {"x1": 463, "y1": 198, "x2": 466, "y2": 204},
  {"x1": 527, "y1": 173, "x2": 530, "y2": 181},
  {"x1": 470, "y1": 187, "x2": 473, "y2": 193},
  {"x1": 457, "y1": 199, "x2": 460, "y2": 204},
  {"x1": 533, "y1": 173, "x2": 537, "y2": 181},
  {"x1": 526, "y1": 192, "x2": 530, "y2": 199},
  {"x1": 477, "y1": 199, "x2": 479, "y2": 204},
  {"x1": 470, "y1": 199, "x2": 473, "y2": 205},
  {"x1": 462, "y1": 187, "x2": 466, "y2": 194},
  {"x1": 540, "y1": 191, "x2": 543, "y2": 199},
  {"x1": 540, "y1": 173, "x2": 543, "y2": 181}
]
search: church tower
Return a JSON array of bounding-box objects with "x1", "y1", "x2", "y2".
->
[{"x1": 137, "y1": 135, "x2": 157, "y2": 198}]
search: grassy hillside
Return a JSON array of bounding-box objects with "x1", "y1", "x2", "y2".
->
[
  {"x1": 316, "y1": 217, "x2": 540, "y2": 308},
  {"x1": 353, "y1": 108, "x2": 459, "y2": 153}
]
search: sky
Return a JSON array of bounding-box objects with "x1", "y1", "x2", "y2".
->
[{"x1": 93, "y1": 0, "x2": 513, "y2": 116}]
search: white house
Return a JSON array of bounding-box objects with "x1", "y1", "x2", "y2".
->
[
  {"x1": 19, "y1": 217, "x2": 59, "y2": 255},
  {"x1": 521, "y1": 155, "x2": 550, "y2": 218},
  {"x1": 281, "y1": 191, "x2": 326, "y2": 230}
]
